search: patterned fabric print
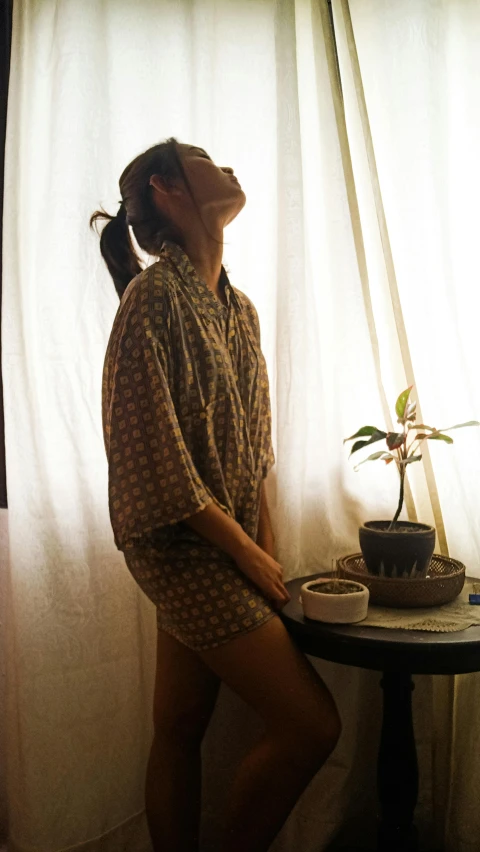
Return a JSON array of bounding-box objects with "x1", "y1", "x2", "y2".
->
[
  {"x1": 102, "y1": 240, "x2": 275, "y2": 552},
  {"x1": 123, "y1": 539, "x2": 276, "y2": 651}
]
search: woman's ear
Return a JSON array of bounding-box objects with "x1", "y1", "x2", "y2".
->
[
  {"x1": 149, "y1": 174, "x2": 182, "y2": 198},
  {"x1": 149, "y1": 174, "x2": 169, "y2": 196}
]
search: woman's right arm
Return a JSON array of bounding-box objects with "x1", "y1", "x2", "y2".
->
[{"x1": 184, "y1": 502, "x2": 291, "y2": 610}]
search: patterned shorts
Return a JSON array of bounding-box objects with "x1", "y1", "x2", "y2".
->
[{"x1": 123, "y1": 537, "x2": 276, "y2": 652}]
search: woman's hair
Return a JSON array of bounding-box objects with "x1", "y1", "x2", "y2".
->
[{"x1": 90, "y1": 136, "x2": 221, "y2": 299}]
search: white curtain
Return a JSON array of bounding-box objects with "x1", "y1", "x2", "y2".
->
[
  {"x1": 332, "y1": 0, "x2": 480, "y2": 568},
  {"x1": 2, "y1": 0, "x2": 480, "y2": 850},
  {"x1": 331, "y1": 4, "x2": 480, "y2": 850}
]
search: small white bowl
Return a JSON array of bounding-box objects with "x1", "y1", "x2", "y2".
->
[{"x1": 300, "y1": 578, "x2": 369, "y2": 624}]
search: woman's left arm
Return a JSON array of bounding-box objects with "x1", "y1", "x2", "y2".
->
[{"x1": 257, "y1": 480, "x2": 276, "y2": 558}]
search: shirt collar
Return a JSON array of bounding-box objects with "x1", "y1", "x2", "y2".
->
[{"x1": 160, "y1": 240, "x2": 240, "y2": 314}]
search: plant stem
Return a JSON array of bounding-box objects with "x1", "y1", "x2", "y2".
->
[
  {"x1": 332, "y1": 558, "x2": 338, "y2": 591},
  {"x1": 389, "y1": 468, "x2": 405, "y2": 530}
]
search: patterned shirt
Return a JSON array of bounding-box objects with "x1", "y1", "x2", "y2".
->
[{"x1": 102, "y1": 240, "x2": 275, "y2": 552}]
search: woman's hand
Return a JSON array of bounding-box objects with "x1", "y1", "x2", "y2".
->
[
  {"x1": 184, "y1": 498, "x2": 289, "y2": 609},
  {"x1": 235, "y1": 540, "x2": 290, "y2": 610}
]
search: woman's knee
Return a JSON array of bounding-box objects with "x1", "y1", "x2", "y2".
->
[{"x1": 275, "y1": 702, "x2": 342, "y2": 769}]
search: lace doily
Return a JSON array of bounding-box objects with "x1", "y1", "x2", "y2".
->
[{"x1": 360, "y1": 578, "x2": 480, "y2": 632}]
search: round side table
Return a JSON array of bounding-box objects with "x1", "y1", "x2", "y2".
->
[{"x1": 280, "y1": 574, "x2": 480, "y2": 852}]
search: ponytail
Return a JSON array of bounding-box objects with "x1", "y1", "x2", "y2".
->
[{"x1": 90, "y1": 202, "x2": 142, "y2": 300}]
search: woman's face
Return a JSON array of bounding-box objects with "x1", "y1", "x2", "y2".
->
[
  {"x1": 150, "y1": 142, "x2": 246, "y2": 231},
  {"x1": 176, "y1": 143, "x2": 247, "y2": 226}
]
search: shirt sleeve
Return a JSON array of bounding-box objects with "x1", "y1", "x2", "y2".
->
[{"x1": 119, "y1": 329, "x2": 214, "y2": 529}]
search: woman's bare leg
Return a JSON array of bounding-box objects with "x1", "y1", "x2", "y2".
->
[
  {"x1": 198, "y1": 615, "x2": 342, "y2": 852},
  {"x1": 145, "y1": 629, "x2": 221, "y2": 852}
]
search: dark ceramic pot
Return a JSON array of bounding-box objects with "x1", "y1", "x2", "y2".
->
[{"x1": 359, "y1": 520, "x2": 436, "y2": 578}]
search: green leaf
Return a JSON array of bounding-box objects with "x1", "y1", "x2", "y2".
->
[
  {"x1": 395, "y1": 386, "x2": 413, "y2": 420},
  {"x1": 386, "y1": 432, "x2": 406, "y2": 450},
  {"x1": 434, "y1": 421, "x2": 480, "y2": 434},
  {"x1": 350, "y1": 440, "x2": 371, "y2": 455},
  {"x1": 348, "y1": 431, "x2": 388, "y2": 457},
  {"x1": 410, "y1": 424, "x2": 436, "y2": 432},
  {"x1": 344, "y1": 426, "x2": 386, "y2": 444},
  {"x1": 398, "y1": 454, "x2": 422, "y2": 466},
  {"x1": 427, "y1": 433, "x2": 454, "y2": 444},
  {"x1": 354, "y1": 451, "x2": 395, "y2": 471}
]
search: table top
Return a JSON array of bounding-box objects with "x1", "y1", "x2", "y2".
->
[{"x1": 280, "y1": 574, "x2": 480, "y2": 674}]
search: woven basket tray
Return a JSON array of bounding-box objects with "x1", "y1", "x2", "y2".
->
[{"x1": 338, "y1": 553, "x2": 465, "y2": 608}]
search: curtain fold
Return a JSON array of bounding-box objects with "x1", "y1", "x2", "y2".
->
[
  {"x1": 3, "y1": 1, "x2": 479, "y2": 850},
  {"x1": 332, "y1": 2, "x2": 480, "y2": 849},
  {"x1": 332, "y1": 0, "x2": 480, "y2": 572}
]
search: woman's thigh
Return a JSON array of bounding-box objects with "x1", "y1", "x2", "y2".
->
[
  {"x1": 152, "y1": 628, "x2": 222, "y2": 742},
  {"x1": 197, "y1": 614, "x2": 341, "y2": 747}
]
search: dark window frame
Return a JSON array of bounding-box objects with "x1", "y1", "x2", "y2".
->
[{"x1": 0, "y1": 0, "x2": 13, "y2": 509}]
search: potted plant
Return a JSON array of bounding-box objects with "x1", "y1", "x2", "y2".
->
[
  {"x1": 344, "y1": 386, "x2": 479, "y2": 578},
  {"x1": 301, "y1": 564, "x2": 370, "y2": 623}
]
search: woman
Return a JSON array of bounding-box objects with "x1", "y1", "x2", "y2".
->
[{"x1": 91, "y1": 138, "x2": 341, "y2": 852}]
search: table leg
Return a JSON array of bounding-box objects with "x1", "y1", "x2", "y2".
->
[
  {"x1": 377, "y1": 671, "x2": 419, "y2": 851},
  {"x1": 327, "y1": 671, "x2": 442, "y2": 852}
]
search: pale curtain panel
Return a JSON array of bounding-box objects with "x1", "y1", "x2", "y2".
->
[
  {"x1": 332, "y1": 2, "x2": 480, "y2": 850},
  {"x1": 2, "y1": 2, "x2": 477, "y2": 852},
  {"x1": 333, "y1": 0, "x2": 480, "y2": 571}
]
